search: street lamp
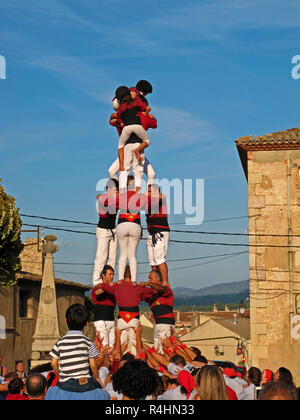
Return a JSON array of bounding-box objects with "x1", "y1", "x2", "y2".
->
[{"x1": 238, "y1": 300, "x2": 246, "y2": 316}]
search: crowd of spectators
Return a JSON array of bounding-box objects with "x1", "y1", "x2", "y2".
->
[{"x1": 0, "y1": 303, "x2": 299, "y2": 401}]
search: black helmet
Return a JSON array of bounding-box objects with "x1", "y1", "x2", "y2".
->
[
  {"x1": 136, "y1": 80, "x2": 153, "y2": 94},
  {"x1": 115, "y1": 86, "x2": 131, "y2": 102}
]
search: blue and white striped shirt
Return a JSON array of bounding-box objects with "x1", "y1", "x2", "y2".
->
[{"x1": 50, "y1": 330, "x2": 99, "y2": 382}]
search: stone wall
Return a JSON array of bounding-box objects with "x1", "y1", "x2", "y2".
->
[
  {"x1": 20, "y1": 239, "x2": 44, "y2": 276},
  {"x1": 0, "y1": 280, "x2": 87, "y2": 372},
  {"x1": 248, "y1": 150, "x2": 300, "y2": 385}
]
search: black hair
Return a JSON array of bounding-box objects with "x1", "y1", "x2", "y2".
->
[
  {"x1": 120, "y1": 94, "x2": 132, "y2": 105},
  {"x1": 166, "y1": 377, "x2": 179, "y2": 388},
  {"x1": 28, "y1": 363, "x2": 52, "y2": 375},
  {"x1": 136, "y1": 80, "x2": 153, "y2": 94},
  {"x1": 101, "y1": 265, "x2": 114, "y2": 277},
  {"x1": 120, "y1": 353, "x2": 135, "y2": 363},
  {"x1": 112, "y1": 360, "x2": 158, "y2": 400},
  {"x1": 278, "y1": 367, "x2": 295, "y2": 387},
  {"x1": 25, "y1": 373, "x2": 47, "y2": 398},
  {"x1": 169, "y1": 355, "x2": 186, "y2": 367},
  {"x1": 259, "y1": 381, "x2": 297, "y2": 401},
  {"x1": 65, "y1": 304, "x2": 89, "y2": 331},
  {"x1": 191, "y1": 347, "x2": 202, "y2": 361},
  {"x1": 248, "y1": 367, "x2": 262, "y2": 387},
  {"x1": 151, "y1": 269, "x2": 162, "y2": 282},
  {"x1": 8, "y1": 378, "x2": 24, "y2": 394},
  {"x1": 107, "y1": 178, "x2": 119, "y2": 190},
  {"x1": 47, "y1": 371, "x2": 58, "y2": 389},
  {"x1": 196, "y1": 355, "x2": 208, "y2": 365}
]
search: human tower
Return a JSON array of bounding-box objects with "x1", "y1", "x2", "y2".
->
[{"x1": 91, "y1": 80, "x2": 175, "y2": 355}]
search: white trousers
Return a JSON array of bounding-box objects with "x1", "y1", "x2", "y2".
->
[
  {"x1": 118, "y1": 143, "x2": 146, "y2": 190},
  {"x1": 93, "y1": 228, "x2": 117, "y2": 286},
  {"x1": 116, "y1": 222, "x2": 141, "y2": 283},
  {"x1": 154, "y1": 324, "x2": 175, "y2": 354},
  {"x1": 118, "y1": 125, "x2": 150, "y2": 149},
  {"x1": 108, "y1": 156, "x2": 156, "y2": 186},
  {"x1": 117, "y1": 318, "x2": 140, "y2": 355},
  {"x1": 147, "y1": 232, "x2": 170, "y2": 267},
  {"x1": 94, "y1": 320, "x2": 116, "y2": 348}
]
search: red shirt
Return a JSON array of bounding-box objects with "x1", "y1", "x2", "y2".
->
[
  {"x1": 226, "y1": 386, "x2": 238, "y2": 400},
  {"x1": 91, "y1": 286, "x2": 116, "y2": 307},
  {"x1": 100, "y1": 282, "x2": 154, "y2": 309},
  {"x1": 116, "y1": 97, "x2": 147, "y2": 126},
  {"x1": 145, "y1": 286, "x2": 175, "y2": 325},
  {"x1": 110, "y1": 111, "x2": 157, "y2": 136},
  {"x1": 6, "y1": 394, "x2": 28, "y2": 400},
  {"x1": 92, "y1": 285, "x2": 116, "y2": 322}
]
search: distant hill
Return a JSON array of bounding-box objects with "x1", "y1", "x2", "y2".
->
[{"x1": 173, "y1": 280, "x2": 249, "y2": 306}]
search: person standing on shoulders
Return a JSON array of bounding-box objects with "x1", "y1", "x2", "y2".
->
[
  {"x1": 145, "y1": 184, "x2": 170, "y2": 286},
  {"x1": 93, "y1": 178, "x2": 119, "y2": 286}
]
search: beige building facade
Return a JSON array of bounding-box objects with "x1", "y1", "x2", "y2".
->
[
  {"x1": 0, "y1": 238, "x2": 90, "y2": 372},
  {"x1": 180, "y1": 315, "x2": 251, "y2": 367},
  {"x1": 236, "y1": 127, "x2": 300, "y2": 385}
]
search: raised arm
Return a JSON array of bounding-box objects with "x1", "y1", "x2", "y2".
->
[{"x1": 140, "y1": 281, "x2": 167, "y2": 295}]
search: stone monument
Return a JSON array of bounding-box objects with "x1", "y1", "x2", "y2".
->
[{"x1": 31, "y1": 235, "x2": 61, "y2": 365}]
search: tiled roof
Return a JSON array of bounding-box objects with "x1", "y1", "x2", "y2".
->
[
  {"x1": 235, "y1": 127, "x2": 300, "y2": 151},
  {"x1": 213, "y1": 318, "x2": 250, "y2": 340},
  {"x1": 16, "y1": 271, "x2": 91, "y2": 290}
]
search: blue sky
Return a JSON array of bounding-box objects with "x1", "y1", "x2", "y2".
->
[{"x1": 1, "y1": 0, "x2": 300, "y2": 289}]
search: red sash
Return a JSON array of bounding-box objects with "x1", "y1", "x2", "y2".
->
[{"x1": 119, "y1": 311, "x2": 139, "y2": 323}]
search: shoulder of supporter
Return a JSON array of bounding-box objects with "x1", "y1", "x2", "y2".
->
[
  {"x1": 100, "y1": 283, "x2": 115, "y2": 294},
  {"x1": 140, "y1": 285, "x2": 157, "y2": 300},
  {"x1": 46, "y1": 386, "x2": 110, "y2": 401}
]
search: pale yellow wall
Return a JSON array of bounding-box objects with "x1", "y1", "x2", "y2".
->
[
  {"x1": 140, "y1": 314, "x2": 154, "y2": 329},
  {"x1": 181, "y1": 319, "x2": 250, "y2": 367},
  {"x1": 248, "y1": 149, "x2": 300, "y2": 386}
]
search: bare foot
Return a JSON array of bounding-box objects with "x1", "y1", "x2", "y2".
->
[{"x1": 134, "y1": 149, "x2": 142, "y2": 163}]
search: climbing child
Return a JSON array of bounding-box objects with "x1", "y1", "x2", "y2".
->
[{"x1": 115, "y1": 86, "x2": 151, "y2": 173}]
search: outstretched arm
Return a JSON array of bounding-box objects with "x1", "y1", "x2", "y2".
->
[{"x1": 140, "y1": 281, "x2": 167, "y2": 294}]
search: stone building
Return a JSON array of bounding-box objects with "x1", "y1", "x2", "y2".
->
[
  {"x1": 0, "y1": 239, "x2": 90, "y2": 372},
  {"x1": 180, "y1": 315, "x2": 250, "y2": 367},
  {"x1": 236, "y1": 127, "x2": 300, "y2": 385}
]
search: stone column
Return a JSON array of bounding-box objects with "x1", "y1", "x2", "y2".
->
[{"x1": 31, "y1": 235, "x2": 60, "y2": 364}]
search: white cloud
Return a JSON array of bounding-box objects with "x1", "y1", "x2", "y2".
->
[
  {"x1": 151, "y1": 106, "x2": 218, "y2": 152},
  {"x1": 25, "y1": 55, "x2": 115, "y2": 103}
]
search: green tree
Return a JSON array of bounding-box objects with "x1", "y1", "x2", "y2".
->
[{"x1": 0, "y1": 180, "x2": 23, "y2": 286}]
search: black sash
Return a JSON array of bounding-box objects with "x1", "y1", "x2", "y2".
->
[{"x1": 94, "y1": 305, "x2": 115, "y2": 322}]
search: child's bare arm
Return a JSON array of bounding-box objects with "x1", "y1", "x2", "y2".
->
[
  {"x1": 50, "y1": 357, "x2": 59, "y2": 375},
  {"x1": 89, "y1": 358, "x2": 104, "y2": 388}
]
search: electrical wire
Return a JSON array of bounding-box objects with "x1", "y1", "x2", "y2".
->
[
  {"x1": 21, "y1": 250, "x2": 249, "y2": 266},
  {"x1": 53, "y1": 251, "x2": 248, "y2": 277},
  {"x1": 21, "y1": 223, "x2": 300, "y2": 249}
]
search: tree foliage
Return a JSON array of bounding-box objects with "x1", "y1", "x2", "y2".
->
[{"x1": 0, "y1": 179, "x2": 24, "y2": 286}]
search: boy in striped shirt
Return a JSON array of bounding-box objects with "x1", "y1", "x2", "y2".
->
[{"x1": 50, "y1": 304, "x2": 103, "y2": 392}]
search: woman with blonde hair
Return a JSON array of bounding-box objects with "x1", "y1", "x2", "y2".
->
[{"x1": 195, "y1": 366, "x2": 229, "y2": 400}]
